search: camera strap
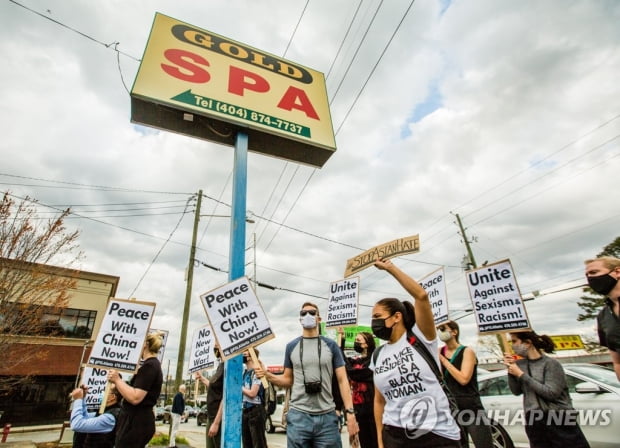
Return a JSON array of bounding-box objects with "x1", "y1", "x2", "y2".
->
[{"x1": 300, "y1": 336, "x2": 322, "y2": 386}]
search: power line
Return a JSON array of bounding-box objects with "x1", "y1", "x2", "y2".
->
[{"x1": 8, "y1": 0, "x2": 141, "y2": 62}]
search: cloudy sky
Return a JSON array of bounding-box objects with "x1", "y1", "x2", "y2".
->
[{"x1": 1, "y1": 0, "x2": 619, "y2": 373}]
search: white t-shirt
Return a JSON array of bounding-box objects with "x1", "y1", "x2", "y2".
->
[{"x1": 372, "y1": 328, "x2": 461, "y2": 440}]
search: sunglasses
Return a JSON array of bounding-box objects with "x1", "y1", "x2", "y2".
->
[{"x1": 300, "y1": 309, "x2": 317, "y2": 316}]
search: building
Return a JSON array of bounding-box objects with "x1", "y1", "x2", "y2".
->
[{"x1": 0, "y1": 258, "x2": 119, "y2": 426}]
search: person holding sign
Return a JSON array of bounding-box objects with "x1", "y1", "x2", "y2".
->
[
  {"x1": 437, "y1": 320, "x2": 493, "y2": 448},
  {"x1": 584, "y1": 256, "x2": 620, "y2": 380},
  {"x1": 241, "y1": 348, "x2": 268, "y2": 448},
  {"x1": 504, "y1": 330, "x2": 590, "y2": 448},
  {"x1": 255, "y1": 302, "x2": 359, "y2": 448},
  {"x1": 195, "y1": 345, "x2": 225, "y2": 448},
  {"x1": 336, "y1": 328, "x2": 377, "y2": 448},
  {"x1": 69, "y1": 384, "x2": 122, "y2": 448},
  {"x1": 108, "y1": 331, "x2": 164, "y2": 447},
  {"x1": 370, "y1": 258, "x2": 461, "y2": 448}
]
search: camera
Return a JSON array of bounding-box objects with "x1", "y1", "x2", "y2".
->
[{"x1": 304, "y1": 381, "x2": 322, "y2": 394}]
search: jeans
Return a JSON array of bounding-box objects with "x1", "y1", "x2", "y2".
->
[
  {"x1": 286, "y1": 408, "x2": 342, "y2": 448},
  {"x1": 242, "y1": 405, "x2": 268, "y2": 448}
]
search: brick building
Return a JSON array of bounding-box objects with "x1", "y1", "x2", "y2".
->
[{"x1": 0, "y1": 258, "x2": 119, "y2": 426}]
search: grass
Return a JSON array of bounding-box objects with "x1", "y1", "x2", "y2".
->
[{"x1": 148, "y1": 431, "x2": 190, "y2": 447}]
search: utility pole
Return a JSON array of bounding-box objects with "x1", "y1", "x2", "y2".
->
[
  {"x1": 175, "y1": 190, "x2": 202, "y2": 390},
  {"x1": 454, "y1": 213, "x2": 509, "y2": 353},
  {"x1": 455, "y1": 213, "x2": 477, "y2": 269}
]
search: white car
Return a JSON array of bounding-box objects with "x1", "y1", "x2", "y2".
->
[
  {"x1": 478, "y1": 363, "x2": 619, "y2": 448},
  {"x1": 265, "y1": 391, "x2": 288, "y2": 433}
]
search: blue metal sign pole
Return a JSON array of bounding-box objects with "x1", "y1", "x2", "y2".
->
[{"x1": 221, "y1": 131, "x2": 248, "y2": 447}]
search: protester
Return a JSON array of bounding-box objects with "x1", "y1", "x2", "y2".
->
[
  {"x1": 337, "y1": 328, "x2": 377, "y2": 448},
  {"x1": 108, "y1": 331, "x2": 164, "y2": 447},
  {"x1": 504, "y1": 330, "x2": 590, "y2": 448},
  {"x1": 437, "y1": 320, "x2": 493, "y2": 448},
  {"x1": 255, "y1": 302, "x2": 359, "y2": 448},
  {"x1": 195, "y1": 344, "x2": 224, "y2": 448},
  {"x1": 371, "y1": 258, "x2": 461, "y2": 448},
  {"x1": 69, "y1": 384, "x2": 122, "y2": 448},
  {"x1": 169, "y1": 384, "x2": 186, "y2": 448},
  {"x1": 584, "y1": 256, "x2": 620, "y2": 380},
  {"x1": 241, "y1": 348, "x2": 268, "y2": 448}
]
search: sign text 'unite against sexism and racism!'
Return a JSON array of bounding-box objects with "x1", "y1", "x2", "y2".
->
[
  {"x1": 466, "y1": 259, "x2": 531, "y2": 333},
  {"x1": 325, "y1": 277, "x2": 359, "y2": 328},
  {"x1": 88, "y1": 299, "x2": 156, "y2": 372},
  {"x1": 200, "y1": 276, "x2": 274, "y2": 359}
]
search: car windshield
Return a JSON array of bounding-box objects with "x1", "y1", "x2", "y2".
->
[{"x1": 566, "y1": 364, "x2": 619, "y2": 389}]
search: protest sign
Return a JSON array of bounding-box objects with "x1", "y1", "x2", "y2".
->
[
  {"x1": 88, "y1": 298, "x2": 156, "y2": 372},
  {"x1": 325, "y1": 277, "x2": 359, "y2": 328},
  {"x1": 200, "y1": 276, "x2": 274, "y2": 359},
  {"x1": 344, "y1": 235, "x2": 420, "y2": 277},
  {"x1": 188, "y1": 324, "x2": 216, "y2": 373},
  {"x1": 419, "y1": 267, "x2": 449, "y2": 325},
  {"x1": 150, "y1": 328, "x2": 169, "y2": 364},
  {"x1": 466, "y1": 259, "x2": 531, "y2": 333},
  {"x1": 80, "y1": 366, "x2": 109, "y2": 413}
]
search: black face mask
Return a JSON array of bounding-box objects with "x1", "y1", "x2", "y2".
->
[
  {"x1": 372, "y1": 316, "x2": 394, "y2": 341},
  {"x1": 587, "y1": 272, "x2": 618, "y2": 296},
  {"x1": 353, "y1": 342, "x2": 364, "y2": 353}
]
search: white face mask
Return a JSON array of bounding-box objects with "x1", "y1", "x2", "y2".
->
[
  {"x1": 438, "y1": 330, "x2": 452, "y2": 342},
  {"x1": 300, "y1": 313, "x2": 317, "y2": 329}
]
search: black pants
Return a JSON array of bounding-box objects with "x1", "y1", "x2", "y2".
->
[
  {"x1": 356, "y1": 411, "x2": 378, "y2": 448},
  {"x1": 242, "y1": 405, "x2": 268, "y2": 448},
  {"x1": 382, "y1": 425, "x2": 461, "y2": 448},
  {"x1": 524, "y1": 410, "x2": 590, "y2": 448}
]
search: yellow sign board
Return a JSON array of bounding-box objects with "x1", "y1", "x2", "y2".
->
[
  {"x1": 131, "y1": 13, "x2": 336, "y2": 167},
  {"x1": 550, "y1": 335, "x2": 585, "y2": 351},
  {"x1": 344, "y1": 235, "x2": 420, "y2": 277}
]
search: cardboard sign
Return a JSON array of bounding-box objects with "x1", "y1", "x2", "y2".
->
[
  {"x1": 88, "y1": 299, "x2": 156, "y2": 372},
  {"x1": 80, "y1": 367, "x2": 109, "y2": 413},
  {"x1": 150, "y1": 328, "x2": 169, "y2": 363},
  {"x1": 199, "y1": 276, "x2": 274, "y2": 359},
  {"x1": 325, "y1": 277, "x2": 359, "y2": 328},
  {"x1": 550, "y1": 335, "x2": 585, "y2": 351},
  {"x1": 344, "y1": 235, "x2": 420, "y2": 277},
  {"x1": 419, "y1": 268, "x2": 449, "y2": 325},
  {"x1": 188, "y1": 324, "x2": 216, "y2": 373},
  {"x1": 466, "y1": 260, "x2": 531, "y2": 334}
]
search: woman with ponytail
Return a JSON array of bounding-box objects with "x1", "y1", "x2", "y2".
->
[
  {"x1": 370, "y1": 258, "x2": 461, "y2": 448},
  {"x1": 504, "y1": 330, "x2": 590, "y2": 448}
]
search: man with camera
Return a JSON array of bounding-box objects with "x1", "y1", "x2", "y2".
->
[{"x1": 255, "y1": 302, "x2": 359, "y2": 448}]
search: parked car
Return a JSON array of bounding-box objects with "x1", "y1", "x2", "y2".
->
[
  {"x1": 196, "y1": 405, "x2": 208, "y2": 426},
  {"x1": 185, "y1": 405, "x2": 197, "y2": 418},
  {"x1": 478, "y1": 363, "x2": 619, "y2": 448},
  {"x1": 265, "y1": 391, "x2": 288, "y2": 433},
  {"x1": 154, "y1": 406, "x2": 165, "y2": 421},
  {"x1": 162, "y1": 404, "x2": 189, "y2": 424}
]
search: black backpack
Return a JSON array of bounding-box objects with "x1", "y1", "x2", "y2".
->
[{"x1": 261, "y1": 380, "x2": 277, "y2": 416}]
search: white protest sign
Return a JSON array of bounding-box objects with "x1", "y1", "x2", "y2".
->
[
  {"x1": 419, "y1": 267, "x2": 449, "y2": 325},
  {"x1": 80, "y1": 366, "x2": 109, "y2": 413},
  {"x1": 200, "y1": 276, "x2": 274, "y2": 359},
  {"x1": 325, "y1": 277, "x2": 359, "y2": 328},
  {"x1": 188, "y1": 324, "x2": 216, "y2": 374},
  {"x1": 466, "y1": 259, "x2": 531, "y2": 334},
  {"x1": 150, "y1": 328, "x2": 169, "y2": 363},
  {"x1": 88, "y1": 299, "x2": 156, "y2": 372}
]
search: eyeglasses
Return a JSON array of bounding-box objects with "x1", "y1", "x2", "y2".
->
[{"x1": 300, "y1": 309, "x2": 317, "y2": 316}]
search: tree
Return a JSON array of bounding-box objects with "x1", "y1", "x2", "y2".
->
[
  {"x1": 0, "y1": 192, "x2": 82, "y2": 394},
  {"x1": 576, "y1": 236, "x2": 620, "y2": 322}
]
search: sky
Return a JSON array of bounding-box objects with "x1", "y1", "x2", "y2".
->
[{"x1": 1, "y1": 0, "x2": 619, "y2": 376}]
